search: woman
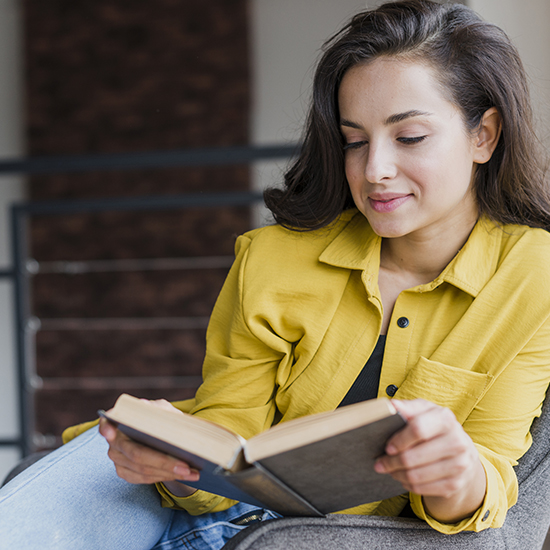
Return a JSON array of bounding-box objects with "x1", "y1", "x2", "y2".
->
[{"x1": 2, "y1": 1, "x2": 550, "y2": 548}]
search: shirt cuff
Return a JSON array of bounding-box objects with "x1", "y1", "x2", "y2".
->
[
  {"x1": 409, "y1": 451, "x2": 514, "y2": 533},
  {"x1": 155, "y1": 482, "x2": 238, "y2": 516}
]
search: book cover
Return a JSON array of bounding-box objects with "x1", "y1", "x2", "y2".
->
[
  {"x1": 256, "y1": 414, "x2": 407, "y2": 514},
  {"x1": 100, "y1": 394, "x2": 406, "y2": 516}
]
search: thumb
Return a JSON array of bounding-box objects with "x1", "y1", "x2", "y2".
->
[
  {"x1": 391, "y1": 398, "x2": 438, "y2": 421},
  {"x1": 98, "y1": 418, "x2": 117, "y2": 442}
]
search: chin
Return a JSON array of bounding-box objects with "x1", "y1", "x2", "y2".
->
[
  {"x1": 373, "y1": 230, "x2": 408, "y2": 239},
  {"x1": 365, "y1": 219, "x2": 409, "y2": 239},
  {"x1": 359, "y1": 206, "x2": 412, "y2": 238}
]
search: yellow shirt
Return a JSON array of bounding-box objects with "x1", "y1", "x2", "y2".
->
[{"x1": 66, "y1": 210, "x2": 550, "y2": 534}]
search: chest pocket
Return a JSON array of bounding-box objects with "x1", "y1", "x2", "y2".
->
[{"x1": 394, "y1": 356, "x2": 493, "y2": 424}]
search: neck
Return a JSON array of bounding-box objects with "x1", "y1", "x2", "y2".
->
[{"x1": 380, "y1": 216, "x2": 478, "y2": 285}]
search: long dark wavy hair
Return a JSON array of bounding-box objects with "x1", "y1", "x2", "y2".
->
[{"x1": 264, "y1": 0, "x2": 550, "y2": 231}]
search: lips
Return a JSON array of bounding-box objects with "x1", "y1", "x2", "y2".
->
[{"x1": 368, "y1": 194, "x2": 412, "y2": 213}]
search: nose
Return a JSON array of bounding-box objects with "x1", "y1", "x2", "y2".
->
[{"x1": 364, "y1": 142, "x2": 397, "y2": 184}]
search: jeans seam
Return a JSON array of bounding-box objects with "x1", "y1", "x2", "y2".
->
[{"x1": 0, "y1": 428, "x2": 100, "y2": 504}]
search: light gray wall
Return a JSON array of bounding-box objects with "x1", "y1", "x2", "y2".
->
[
  {"x1": 0, "y1": 0, "x2": 26, "y2": 482},
  {"x1": 249, "y1": 0, "x2": 372, "y2": 225},
  {"x1": 469, "y1": 0, "x2": 550, "y2": 148},
  {"x1": 250, "y1": 0, "x2": 550, "y2": 225},
  {"x1": 1, "y1": 0, "x2": 549, "y2": 482}
]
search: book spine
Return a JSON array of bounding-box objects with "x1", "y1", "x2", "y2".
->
[{"x1": 224, "y1": 462, "x2": 324, "y2": 517}]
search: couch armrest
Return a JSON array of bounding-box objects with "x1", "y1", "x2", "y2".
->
[{"x1": 222, "y1": 514, "x2": 505, "y2": 550}]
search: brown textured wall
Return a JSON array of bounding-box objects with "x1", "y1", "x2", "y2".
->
[{"x1": 23, "y1": 0, "x2": 251, "y2": 441}]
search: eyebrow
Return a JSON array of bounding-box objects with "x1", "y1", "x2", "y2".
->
[{"x1": 340, "y1": 110, "x2": 433, "y2": 129}]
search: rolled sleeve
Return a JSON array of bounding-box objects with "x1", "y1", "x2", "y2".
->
[
  {"x1": 409, "y1": 447, "x2": 516, "y2": 533},
  {"x1": 155, "y1": 483, "x2": 239, "y2": 516}
]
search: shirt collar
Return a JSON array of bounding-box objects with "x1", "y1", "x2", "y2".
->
[
  {"x1": 319, "y1": 211, "x2": 503, "y2": 298},
  {"x1": 434, "y1": 217, "x2": 502, "y2": 297}
]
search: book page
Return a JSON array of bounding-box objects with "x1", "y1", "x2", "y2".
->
[
  {"x1": 245, "y1": 398, "x2": 396, "y2": 463},
  {"x1": 106, "y1": 394, "x2": 245, "y2": 469}
]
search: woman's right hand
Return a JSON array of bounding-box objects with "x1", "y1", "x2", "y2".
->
[{"x1": 98, "y1": 400, "x2": 200, "y2": 497}]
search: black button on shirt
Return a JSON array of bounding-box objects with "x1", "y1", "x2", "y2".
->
[
  {"x1": 397, "y1": 317, "x2": 409, "y2": 328},
  {"x1": 386, "y1": 384, "x2": 398, "y2": 397}
]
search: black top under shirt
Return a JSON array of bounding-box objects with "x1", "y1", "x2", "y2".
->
[{"x1": 338, "y1": 335, "x2": 386, "y2": 407}]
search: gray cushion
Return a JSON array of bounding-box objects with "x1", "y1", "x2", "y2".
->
[{"x1": 223, "y1": 394, "x2": 550, "y2": 549}]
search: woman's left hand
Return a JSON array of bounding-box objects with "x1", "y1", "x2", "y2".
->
[{"x1": 374, "y1": 399, "x2": 486, "y2": 523}]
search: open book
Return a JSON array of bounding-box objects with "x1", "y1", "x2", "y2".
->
[{"x1": 100, "y1": 393, "x2": 406, "y2": 516}]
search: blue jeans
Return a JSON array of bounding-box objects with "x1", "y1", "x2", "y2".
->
[{"x1": 0, "y1": 427, "x2": 279, "y2": 550}]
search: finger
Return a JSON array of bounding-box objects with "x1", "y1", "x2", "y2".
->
[
  {"x1": 394, "y1": 467, "x2": 474, "y2": 499},
  {"x1": 385, "y1": 452, "x2": 473, "y2": 492},
  {"x1": 385, "y1": 404, "x2": 457, "y2": 455},
  {"x1": 103, "y1": 425, "x2": 200, "y2": 483},
  {"x1": 391, "y1": 399, "x2": 439, "y2": 421},
  {"x1": 108, "y1": 443, "x2": 200, "y2": 483},
  {"x1": 115, "y1": 435, "x2": 198, "y2": 477},
  {"x1": 113, "y1": 462, "x2": 185, "y2": 485},
  {"x1": 378, "y1": 426, "x2": 470, "y2": 473}
]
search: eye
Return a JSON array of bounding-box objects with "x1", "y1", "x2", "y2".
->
[
  {"x1": 343, "y1": 140, "x2": 368, "y2": 151},
  {"x1": 397, "y1": 136, "x2": 427, "y2": 145}
]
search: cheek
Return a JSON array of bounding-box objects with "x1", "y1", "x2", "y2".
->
[
  {"x1": 415, "y1": 172, "x2": 473, "y2": 208},
  {"x1": 344, "y1": 158, "x2": 361, "y2": 191},
  {"x1": 344, "y1": 153, "x2": 368, "y2": 185},
  {"x1": 405, "y1": 150, "x2": 471, "y2": 195},
  {"x1": 400, "y1": 158, "x2": 434, "y2": 192},
  {"x1": 344, "y1": 165, "x2": 367, "y2": 210},
  {"x1": 427, "y1": 140, "x2": 476, "y2": 186}
]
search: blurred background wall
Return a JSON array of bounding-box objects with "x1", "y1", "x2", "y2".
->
[
  {"x1": 26, "y1": 0, "x2": 251, "y2": 443},
  {"x1": 0, "y1": 0, "x2": 28, "y2": 481},
  {"x1": 0, "y1": 0, "x2": 549, "y2": 484},
  {"x1": 469, "y1": 0, "x2": 550, "y2": 149}
]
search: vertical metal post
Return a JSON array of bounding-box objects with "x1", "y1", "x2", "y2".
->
[{"x1": 11, "y1": 204, "x2": 32, "y2": 457}]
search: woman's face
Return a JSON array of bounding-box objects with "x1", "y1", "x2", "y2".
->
[{"x1": 338, "y1": 57, "x2": 480, "y2": 242}]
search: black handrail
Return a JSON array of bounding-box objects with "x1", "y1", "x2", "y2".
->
[
  {"x1": 0, "y1": 143, "x2": 299, "y2": 175},
  {"x1": 3, "y1": 142, "x2": 298, "y2": 456}
]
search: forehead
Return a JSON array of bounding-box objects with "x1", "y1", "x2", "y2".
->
[{"x1": 338, "y1": 57, "x2": 459, "y2": 122}]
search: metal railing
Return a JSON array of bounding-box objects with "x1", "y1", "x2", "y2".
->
[{"x1": 0, "y1": 143, "x2": 299, "y2": 456}]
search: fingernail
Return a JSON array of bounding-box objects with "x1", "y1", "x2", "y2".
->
[
  {"x1": 386, "y1": 444, "x2": 397, "y2": 455},
  {"x1": 374, "y1": 461, "x2": 386, "y2": 473},
  {"x1": 174, "y1": 465, "x2": 190, "y2": 477}
]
